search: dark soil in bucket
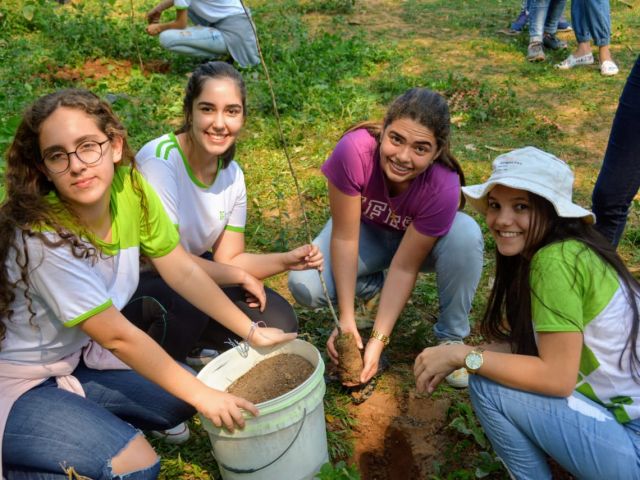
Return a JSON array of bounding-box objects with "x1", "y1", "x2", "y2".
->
[
  {"x1": 227, "y1": 353, "x2": 314, "y2": 403},
  {"x1": 336, "y1": 332, "x2": 364, "y2": 384}
]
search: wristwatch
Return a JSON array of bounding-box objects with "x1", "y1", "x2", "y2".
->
[{"x1": 464, "y1": 348, "x2": 485, "y2": 374}]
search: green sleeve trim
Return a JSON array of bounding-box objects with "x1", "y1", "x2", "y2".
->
[
  {"x1": 64, "y1": 299, "x2": 113, "y2": 327},
  {"x1": 225, "y1": 225, "x2": 245, "y2": 233},
  {"x1": 534, "y1": 325, "x2": 582, "y2": 333},
  {"x1": 147, "y1": 235, "x2": 180, "y2": 259},
  {"x1": 174, "y1": 5, "x2": 189, "y2": 9}
]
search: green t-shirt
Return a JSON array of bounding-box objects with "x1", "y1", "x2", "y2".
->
[{"x1": 530, "y1": 240, "x2": 640, "y2": 423}]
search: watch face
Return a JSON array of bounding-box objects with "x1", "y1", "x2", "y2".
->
[{"x1": 465, "y1": 352, "x2": 482, "y2": 371}]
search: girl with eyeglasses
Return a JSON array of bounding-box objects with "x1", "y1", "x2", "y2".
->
[{"x1": 0, "y1": 89, "x2": 295, "y2": 478}]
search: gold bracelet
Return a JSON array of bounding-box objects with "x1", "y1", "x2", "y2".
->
[{"x1": 370, "y1": 329, "x2": 390, "y2": 346}]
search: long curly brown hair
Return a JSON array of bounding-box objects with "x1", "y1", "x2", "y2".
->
[{"x1": 0, "y1": 89, "x2": 143, "y2": 345}]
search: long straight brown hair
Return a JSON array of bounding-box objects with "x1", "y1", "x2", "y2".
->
[
  {"x1": 345, "y1": 87, "x2": 466, "y2": 207},
  {"x1": 482, "y1": 192, "x2": 640, "y2": 381}
]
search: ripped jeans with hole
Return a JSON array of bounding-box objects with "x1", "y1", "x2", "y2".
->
[
  {"x1": 469, "y1": 375, "x2": 640, "y2": 480},
  {"x1": 3, "y1": 363, "x2": 195, "y2": 479}
]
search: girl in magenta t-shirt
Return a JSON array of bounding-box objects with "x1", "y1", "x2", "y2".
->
[{"x1": 288, "y1": 88, "x2": 484, "y2": 388}]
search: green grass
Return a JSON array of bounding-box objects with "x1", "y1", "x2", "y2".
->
[{"x1": 2, "y1": 0, "x2": 639, "y2": 478}]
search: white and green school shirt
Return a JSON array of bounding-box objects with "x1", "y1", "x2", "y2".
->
[
  {"x1": 136, "y1": 133, "x2": 247, "y2": 256},
  {"x1": 173, "y1": 0, "x2": 245, "y2": 23},
  {"x1": 530, "y1": 240, "x2": 640, "y2": 423},
  {"x1": 0, "y1": 168, "x2": 179, "y2": 364}
]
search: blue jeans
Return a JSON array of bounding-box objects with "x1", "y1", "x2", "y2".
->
[
  {"x1": 3, "y1": 362, "x2": 196, "y2": 479},
  {"x1": 571, "y1": 0, "x2": 611, "y2": 46},
  {"x1": 159, "y1": 9, "x2": 228, "y2": 58},
  {"x1": 288, "y1": 212, "x2": 484, "y2": 341},
  {"x1": 469, "y1": 375, "x2": 640, "y2": 479},
  {"x1": 159, "y1": 26, "x2": 228, "y2": 58},
  {"x1": 592, "y1": 55, "x2": 640, "y2": 246},
  {"x1": 529, "y1": 0, "x2": 567, "y2": 42}
]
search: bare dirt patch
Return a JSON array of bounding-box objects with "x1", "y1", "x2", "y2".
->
[
  {"x1": 37, "y1": 58, "x2": 170, "y2": 83},
  {"x1": 349, "y1": 375, "x2": 452, "y2": 479}
]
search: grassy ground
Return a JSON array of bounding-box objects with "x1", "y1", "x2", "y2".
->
[{"x1": 1, "y1": 0, "x2": 639, "y2": 478}]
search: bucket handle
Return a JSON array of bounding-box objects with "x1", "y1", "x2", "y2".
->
[{"x1": 220, "y1": 408, "x2": 307, "y2": 474}]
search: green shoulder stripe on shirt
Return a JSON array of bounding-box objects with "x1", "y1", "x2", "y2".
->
[
  {"x1": 65, "y1": 299, "x2": 113, "y2": 327},
  {"x1": 155, "y1": 136, "x2": 177, "y2": 160},
  {"x1": 225, "y1": 225, "x2": 245, "y2": 233}
]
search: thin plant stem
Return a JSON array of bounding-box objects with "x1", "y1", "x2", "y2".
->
[
  {"x1": 237, "y1": 1, "x2": 341, "y2": 332},
  {"x1": 129, "y1": 0, "x2": 145, "y2": 73}
]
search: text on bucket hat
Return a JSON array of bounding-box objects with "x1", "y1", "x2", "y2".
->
[{"x1": 461, "y1": 146, "x2": 595, "y2": 223}]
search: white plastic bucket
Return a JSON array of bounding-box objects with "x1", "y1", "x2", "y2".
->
[{"x1": 196, "y1": 339, "x2": 329, "y2": 480}]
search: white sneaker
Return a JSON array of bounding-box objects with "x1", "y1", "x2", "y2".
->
[
  {"x1": 439, "y1": 340, "x2": 469, "y2": 388},
  {"x1": 150, "y1": 422, "x2": 190, "y2": 444},
  {"x1": 445, "y1": 367, "x2": 469, "y2": 388},
  {"x1": 600, "y1": 60, "x2": 619, "y2": 76},
  {"x1": 186, "y1": 348, "x2": 220, "y2": 367}
]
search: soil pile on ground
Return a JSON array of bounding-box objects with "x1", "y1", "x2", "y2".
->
[{"x1": 227, "y1": 353, "x2": 314, "y2": 403}]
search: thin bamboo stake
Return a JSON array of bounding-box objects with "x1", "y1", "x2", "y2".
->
[
  {"x1": 129, "y1": 0, "x2": 145, "y2": 73},
  {"x1": 238, "y1": 1, "x2": 341, "y2": 332}
]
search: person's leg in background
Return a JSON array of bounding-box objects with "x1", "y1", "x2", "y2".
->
[
  {"x1": 158, "y1": 26, "x2": 229, "y2": 58},
  {"x1": 592, "y1": 56, "x2": 640, "y2": 245},
  {"x1": 527, "y1": 0, "x2": 551, "y2": 61},
  {"x1": 542, "y1": 0, "x2": 568, "y2": 50},
  {"x1": 509, "y1": 0, "x2": 530, "y2": 33},
  {"x1": 582, "y1": 0, "x2": 618, "y2": 75}
]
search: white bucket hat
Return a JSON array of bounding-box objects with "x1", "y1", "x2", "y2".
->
[{"x1": 462, "y1": 146, "x2": 595, "y2": 224}]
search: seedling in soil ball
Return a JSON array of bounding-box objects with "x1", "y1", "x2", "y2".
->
[{"x1": 335, "y1": 331, "x2": 364, "y2": 385}]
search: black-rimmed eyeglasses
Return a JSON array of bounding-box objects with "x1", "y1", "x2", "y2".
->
[{"x1": 42, "y1": 139, "x2": 110, "y2": 174}]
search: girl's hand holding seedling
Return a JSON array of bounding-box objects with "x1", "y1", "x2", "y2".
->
[
  {"x1": 327, "y1": 322, "x2": 365, "y2": 387},
  {"x1": 285, "y1": 244, "x2": 324, "y2": 271},
  {"x1": 326, "y1": 323, "x2": 362, "y2": 365},
  {"x1": 360, "y1": 338, "x2": 384, "y2": 384},
  {"x1": 193, "y1": 385, "x2": 258, "y2": 432}
]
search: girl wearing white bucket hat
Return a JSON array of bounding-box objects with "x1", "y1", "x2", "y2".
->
[{"x1": 414, "y1": 146, "x2": 640, "y2": 479}]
